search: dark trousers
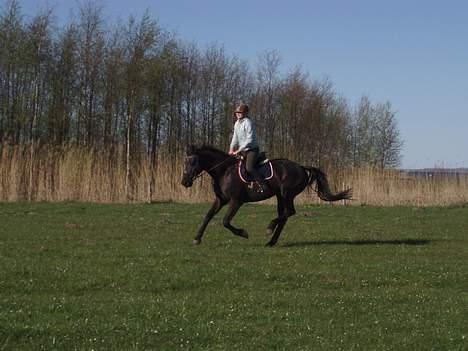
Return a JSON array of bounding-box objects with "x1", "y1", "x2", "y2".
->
[{"x1": 244, "y1": 148, "x2": 263, "y2": 183}]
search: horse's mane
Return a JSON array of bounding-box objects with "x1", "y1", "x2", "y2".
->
[{"x1": 197, "y1": 145, "x2": 230, "y2": 158}]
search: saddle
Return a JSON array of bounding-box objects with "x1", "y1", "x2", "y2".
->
[{"x1": 237, "y1": 152, "x2": 274, "y2": 184}]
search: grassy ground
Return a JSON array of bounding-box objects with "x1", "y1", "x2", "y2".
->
[{"x1": 0, "y1": 202, "x2": 467, "y2": 350}]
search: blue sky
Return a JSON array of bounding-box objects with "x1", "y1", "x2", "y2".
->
[{"x1": 15, "y1": 0, "x2": 468, "y2": 169}]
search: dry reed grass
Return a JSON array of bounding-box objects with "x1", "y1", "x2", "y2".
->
[{"x1": 1, "y1": 144, "x2": 467, "y2": 206}]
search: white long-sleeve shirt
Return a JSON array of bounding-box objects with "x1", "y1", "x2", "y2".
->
[{"x1": 229, "y1": 117, "x2": 259, "y2": 152}]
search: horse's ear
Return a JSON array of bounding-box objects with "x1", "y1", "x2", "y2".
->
[{"x1": 186, "y1": 144, "x2": 196, "y2": 155}]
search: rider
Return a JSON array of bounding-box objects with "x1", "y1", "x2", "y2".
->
[{"x1": 228, "y1": 103, "x2": 269, "y2": 192}]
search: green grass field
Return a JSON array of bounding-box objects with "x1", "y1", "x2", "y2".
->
[{"x1": 1, "y1": 202, "x2": 467, "y2": 350}]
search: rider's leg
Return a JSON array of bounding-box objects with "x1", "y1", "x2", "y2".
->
[{"x1": 245, "y1": 149, "x2": 269, "y2": 192}]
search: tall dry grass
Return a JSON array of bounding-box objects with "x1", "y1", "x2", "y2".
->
[
  {"x1": 324, "y1": 168, "x2": 468, "y2": 207},
  {"x1": 1, "y1": 144, "x2": 467, "y2": 206}
]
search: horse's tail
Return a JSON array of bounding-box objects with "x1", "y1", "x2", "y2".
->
[{"x1": 303, "y1": 167, "x2": 352, "y2": 202}]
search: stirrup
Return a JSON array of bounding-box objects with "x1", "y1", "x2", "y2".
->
[
  {"x1": 248, "y1": 182, "x2": 257, "y2": 190},
  {"x1": 249, "y1": 181, "x2": 266, "y2": 193}
]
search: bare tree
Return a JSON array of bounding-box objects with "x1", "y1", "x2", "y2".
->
[
  {"x1": 0, "y1": 0, "x2": 25, "y2": 142},
  {"x1": 122, "y1": 11, "x2": 159, "y2": 200},
  {"x1": 351, "y1": 97, "x2": 402, "y2": 168},
  {"x1": 27, "y1": 9, "x2": 53, "y2": 200},
  {"x1": 373, "y1": 102, "x2": 403, "y2": 168},
  {"x1": 352, "y1": 96, "x2": 375, "y2": 167},
  {"x1": 253, "y1": 49, "x2": 282, "y2": 155},
  {"x1": 75, "y1": 2, "x2": 105, "y2": 145}
]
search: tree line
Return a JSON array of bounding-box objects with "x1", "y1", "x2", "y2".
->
[{"x1": 0, "y1": 0, "x2": 403, "y2": 171}]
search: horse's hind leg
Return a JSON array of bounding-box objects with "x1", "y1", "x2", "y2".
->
[
  {"x1": 266, "y1": 196, "x2": 296, "y2": 247},
  {"x1": 266, "y1": 195, "x2": 284, "y2": 236},
  {"x1": 223, "y1": 201, "x2": 248, "y2": 239},
  {"x1": 266, "y1": 216, "x2": 287, "y2": 247}
]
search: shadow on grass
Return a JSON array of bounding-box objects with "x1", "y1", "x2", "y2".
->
[{"x1": 282, "y1": 239, "x2": 432, "y2": 248}]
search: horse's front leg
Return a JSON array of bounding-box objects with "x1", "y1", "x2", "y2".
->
[
  {"x1": 223, "y1": 201, "x2": 248, "y2": 239},
  {"x1": 193, "y1": 197, "x2": 226, "y2": 245}
]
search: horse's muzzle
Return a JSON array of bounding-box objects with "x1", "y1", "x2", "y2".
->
[{"x1": 181, "y1": 174, "x2": 193, "y2": 188}]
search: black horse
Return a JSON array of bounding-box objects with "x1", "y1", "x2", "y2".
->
[{"x1": 181, "y1": 145, "x2": 352, "y2": 247}]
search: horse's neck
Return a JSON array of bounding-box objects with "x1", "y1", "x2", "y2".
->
[
  {"x1": 201, "y1": 152, "x2": 227, "y2": 169},
  {"x1": 200, "y1": 151, "x2": 233, "y2": 175}
]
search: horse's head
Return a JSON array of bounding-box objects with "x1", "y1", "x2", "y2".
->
[{"x1": 181, "y1": 145, "x2": 201, "y2": 188}]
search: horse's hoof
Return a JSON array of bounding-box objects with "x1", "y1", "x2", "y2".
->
[
  {"x1": 239, "y1": 230, "x2": 249, "y2": 239},
  {"x1": 265, "y1": 241, "x2": 276, "y2": 247},
  {"x1": 192, "y1": 239, "x2": 201, "y2": 246}
]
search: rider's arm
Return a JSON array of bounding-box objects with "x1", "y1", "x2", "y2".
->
[{"x1": 229, "y1": 121, "x2": 239, "y2": 154}]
